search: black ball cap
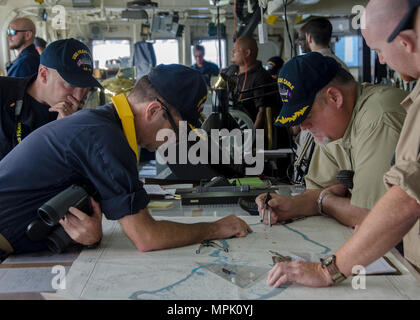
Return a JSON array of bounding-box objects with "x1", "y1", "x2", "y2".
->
[
  {"x1": 265, "y1": 56, "x2": 284, "y2": 76},
  {"x1": 40, "y1": 38, "x2": 103, "y2": 88},
  {"x1": 148, "y1": 64, "x2": 208, "y2": 128},
  {"x1": 274, "y1": 52, "x2": 341, "y2": 127}
]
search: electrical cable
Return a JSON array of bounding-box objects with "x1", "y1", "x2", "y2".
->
[
  {"x1": 283, "y1": 0, "x2": 295, "y2": 58},
  {"x1": 233, "y1": 0, "x2": 249, "y2": 102},
  {"x1": 216, "y1": 2, "x2": 222, "y2": 72}
]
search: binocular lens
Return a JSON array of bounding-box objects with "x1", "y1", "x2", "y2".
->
[
  {"x1": 38, "y1": 204, "x2": 60, "y2": 227},
  {"x1": 44, "y1": 226, "x2": 73, "y2": 254}
]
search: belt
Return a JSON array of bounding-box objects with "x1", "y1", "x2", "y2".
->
[{"x1": 0, "y1": 232, "x2": 13, "y2": 254}]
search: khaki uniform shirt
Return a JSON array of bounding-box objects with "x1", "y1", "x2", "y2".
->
[
  {"x1": 315, "y1": 48, "x2": 350, "y2": 72},
  {"x1": 383, "y1": 81, "x2": 420, "y2": 268},
  {"x1": 305, "y1": 83, "x2": 407, "y2": 210}
]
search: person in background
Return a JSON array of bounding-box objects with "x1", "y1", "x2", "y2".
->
[
  {"x1": 264, "y1": 56, "x2": 284, "y2": 80},
  {"x1": 34, "y1": 37, "x2": 47, "y2": 55},
  {"x1": 298, "y1": 17, "x2": 350, "y2": 72},
  {"x1": 7, "y1": 18, "x2": 39, "y2": 78},
  {"x1": 191, "y1": 44, "x2": 220, "y2": 87},
  {"x1": 224, "y1": 36, "x2": 277, "y2": 130},
  {"x1": 264, "y1": 55, "x2": 293, "y2": 177},
  {"x1": 0, "y1": 38, "x2": 102, "y2": 160}
]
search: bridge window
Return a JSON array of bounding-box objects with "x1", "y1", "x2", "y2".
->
[
  {"x1": 334, "y1": 36, "x2": 358, "y2": 67},
  {"x1": 153, "y1": 39, "x2": 180, "y2": 65},
  {"x1": 92, "y1": 39, "x2": 131, "y2": 69}
]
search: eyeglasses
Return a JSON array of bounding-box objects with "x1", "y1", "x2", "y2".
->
[
  {"x1": 388, "y1": 0, "x2": 420, "y2": 42},
  {"x1": 7, "y1": 29, "x2": 30, "y2": 36},
  {"x1": 155, "y1": 98, "x2": 179, "y2": 137}
]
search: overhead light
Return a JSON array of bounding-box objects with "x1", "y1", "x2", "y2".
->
[
  {"x1": 209, "y1": 0, "x2": 230, "y2": 6},
  {"x1": 296, "y1": 0, "x2": 320, "y2": 4},
  {"x1": 127, "y1": 1, "x2": 158, "y2": 10}
]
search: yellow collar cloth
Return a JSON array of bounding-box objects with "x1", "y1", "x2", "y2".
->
[{"x1": 111, "y1": 93, "x2": 139, "y2": 162}]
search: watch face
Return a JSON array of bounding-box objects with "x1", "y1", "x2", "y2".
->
[{"x1": 322, "y1": 255, "x2": 335, "y2": 266}]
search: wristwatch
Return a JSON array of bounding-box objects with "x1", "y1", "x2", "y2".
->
[
  {"x1": 320, "y1": 255, "x2": 347, "y2": 284},
  {"x1": 317, "y1": 190, "x2": 332, "y2": 217}
]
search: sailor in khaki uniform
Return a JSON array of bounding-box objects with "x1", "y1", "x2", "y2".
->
[
  {"x1": 383, "y1": 82, "x2": 420, "y2": 269},
  {"x1": 257, "y1": 52, "x2": 406, "y2": 228},
  {"x1": 264, "y1": 0, "x2": 420, "y2": 288},
  {"x1": 305, "y1": 82, "x2": 407, "y2": 211}
]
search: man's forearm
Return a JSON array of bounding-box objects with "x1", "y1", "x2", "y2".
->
[
  {"x1": 335, "y1": 186, "x2": 420, "y2": 276},
  {"x1": 121, "y1": 210, "x2": 249, "y2": 252},
  {"x1": 147, "y1": 220, "x2": 219, "y2": 251},
  {"x1": 293, "y1": 189, "x2": 323, "y2": 217},
  {"x1": 121, "y1": 211, "x2": 217, "y2": 252},
  {"x1": 323, "y1": 195, "x2": 369, "y2": 227},
  {"x1": 254, "y1": 108, "x2": 266, "y2": 129}
]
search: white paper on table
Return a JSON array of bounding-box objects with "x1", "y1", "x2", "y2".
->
[
  {"x1": 364, "y1": 257, "x2": 397, "y2": 275},
  {"x1": 144, "y1": 184, "x2": 176, "y2": 196}
]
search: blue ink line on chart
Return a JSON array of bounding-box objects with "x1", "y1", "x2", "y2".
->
[
  {"x1": 251, "y1": 285, "x2": 291, "y2": 300},
  {"x1": 129, "y1": 265, "x2": 204, "y2": 300},
  {"x1": 130, "y1": 243, "x2": 231, "y2": 299},
  {"x1": 282, "y1": 224, "x2": 331, "y2": 254},
  {"x1": 129, "y1": 225, "x2": 329, "y2": 299}
]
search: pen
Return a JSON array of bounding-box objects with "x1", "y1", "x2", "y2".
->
[{"x1": 262, "y1": 193, "x2": 272, "y2": 227}]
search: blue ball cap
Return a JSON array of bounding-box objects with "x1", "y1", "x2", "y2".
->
[
  {"x1": 148, "y1": 64, "x2": 207, "y2": 128},
  {"x1": 274, "y1": 52, "x2": 341, "y2": 127},
  {"x1": 40, "y1": 38, "x2": 102, "y2": 88}
]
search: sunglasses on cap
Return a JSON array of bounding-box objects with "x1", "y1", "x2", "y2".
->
[
  {"x1": 388, "y1": 0, "x2": 420, "y2": 42},
  {"x1": 7, "y1": 29, "x2": 31, "y2": 36}
]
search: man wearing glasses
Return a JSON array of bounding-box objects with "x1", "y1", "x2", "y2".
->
[
  {"x1": 0, "y1": 64, "x2": 251, "y2": 256},
  {"x1": 265, "y1": 0, "x2": 420, "y2": 288},
  {"x1": 7, "y1": 18, "x2": 40, "y2": 78},
  {"x1": 191, "y1": 44, "x2": 220, "y2": 88}
]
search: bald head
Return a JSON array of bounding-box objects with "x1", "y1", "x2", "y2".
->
[
  {"x1": 8, "y1": 17, "x2": 36, "y2": 52},
  {"x1": 237, "y1": 35, "x2": 258, "y2": 60},
  {"x1": 363, "y1": 0, "x2": 420, "y2": 80},
  {"x1": 10, "y1": 18, "x2": 36, "y2": 36},
  {"x1": 365, "y1": 0, "x2": 410, "y2": 41}
]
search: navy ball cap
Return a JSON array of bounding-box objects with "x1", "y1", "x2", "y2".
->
[
  {"x1": 40, "y1": 38, "x2": 102, "y2": 88},
  {"x1": 275, "y1": 52, "x2": 341, "y2": 127},
  {"x1": 148, "y1": 64, "x2": 207, "y2": 128}
]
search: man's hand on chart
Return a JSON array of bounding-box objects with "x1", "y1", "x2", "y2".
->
[
  {"x1": 255, "y1": 193, "x2": 296, "y2": 225},
  {"x1": 213, "y1": 215, "x2": 253, "y2": 239},
  {"x1": 267, "y1": 260, "x2": 333, "y2": 288}
]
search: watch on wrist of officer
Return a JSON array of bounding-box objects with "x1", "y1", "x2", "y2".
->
[
  {"x1": 317, "y1": 189, "x2": 332, "y2": 217},
  {"x1": 320, "y1": 254, "x2": 347, "y2": 285}
]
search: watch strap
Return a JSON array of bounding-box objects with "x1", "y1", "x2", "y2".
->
[{"x1": 321, "y1": 255, "x2": 347, "y2": 284}]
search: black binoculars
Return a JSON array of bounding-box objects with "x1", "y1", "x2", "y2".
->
[{"x1": 26, "y1": 185, "x2": 93, "y2": 253}]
